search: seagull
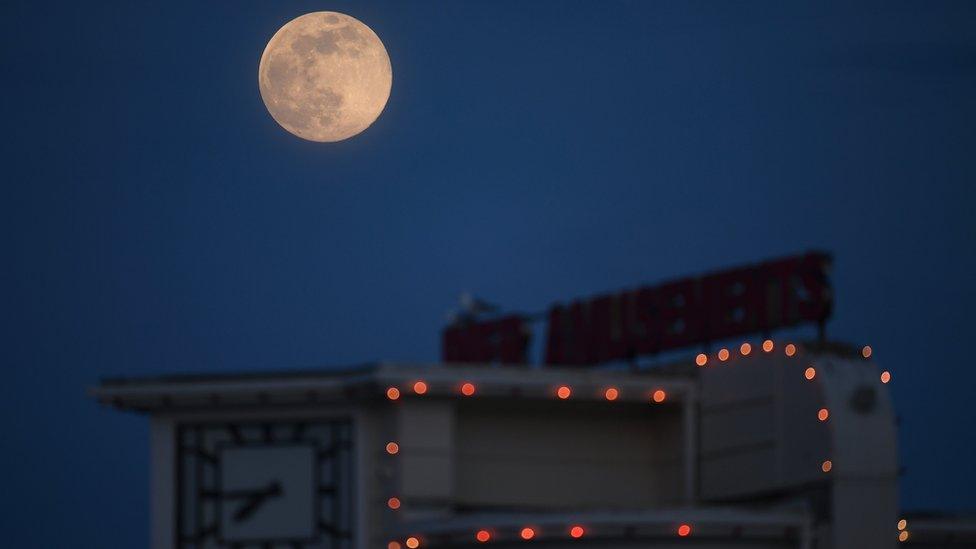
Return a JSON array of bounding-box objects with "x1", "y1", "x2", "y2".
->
[{"x1": 446, "y1": 292, "x2": 500, "y2": 324}]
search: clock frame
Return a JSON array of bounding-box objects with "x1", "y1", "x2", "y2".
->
[{"x1": 175, "y1": 419, "x2": 354, "y2": 549}]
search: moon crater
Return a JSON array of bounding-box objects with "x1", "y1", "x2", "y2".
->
[{"x1": 259, "y1": 12, "x2": 392, "y2": 142}]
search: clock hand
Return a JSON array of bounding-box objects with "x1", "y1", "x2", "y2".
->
[{"x1": 232, "y1": 481, "x2": 283, "y2": 523}]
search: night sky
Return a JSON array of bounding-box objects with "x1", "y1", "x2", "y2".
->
[{"x1": 2, "y1": 1, "x2": 975, "y2": 546}]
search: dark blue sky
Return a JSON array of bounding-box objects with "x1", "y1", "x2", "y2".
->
[{"x1": 2, "y1": 1, "x2": 975, "y2": 546}]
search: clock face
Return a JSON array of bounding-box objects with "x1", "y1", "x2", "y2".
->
[{"x1": 176, "y1": 419, "x2": 353, "y2": 549}]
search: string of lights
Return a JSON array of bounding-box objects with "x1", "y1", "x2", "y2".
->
[{"x1": 381, "y1": 340, "x2": 896, "y2": 546}]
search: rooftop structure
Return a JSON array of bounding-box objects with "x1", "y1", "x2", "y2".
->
[{"x1": 93, "y1": 340, "x2": 921, "y2": 549}]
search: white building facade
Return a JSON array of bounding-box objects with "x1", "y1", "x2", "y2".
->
[{"x1": 94, "y1": 341, "x2": 906, "y2": 549}]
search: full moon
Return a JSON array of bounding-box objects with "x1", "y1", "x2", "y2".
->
[{"x1": 258, "y1": 12, "x2": 392, "y2": 142}]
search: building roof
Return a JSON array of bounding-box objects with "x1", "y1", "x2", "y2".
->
[{"x1": 91, "y1": 362, "x2": 695, "y2": 413}]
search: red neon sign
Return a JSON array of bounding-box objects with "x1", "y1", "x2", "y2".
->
[
  {"x1": 442, "y1": 315, "x2": 531, "y2": 364},
  {"x1": 441, "y1": 251, "x2": 832, "y2": 366}
]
